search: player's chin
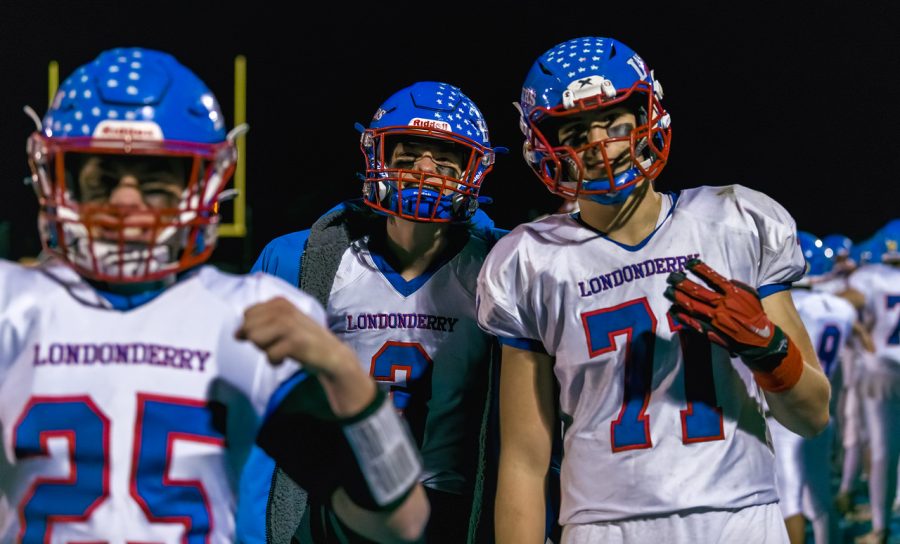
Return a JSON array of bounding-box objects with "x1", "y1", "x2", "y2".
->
[{"x1": 584, "y1": 168, "x2": 610, "y2": 181}]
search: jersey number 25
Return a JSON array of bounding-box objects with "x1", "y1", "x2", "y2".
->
[{"x1": 14, "y1": 394, "x2": 222, "y2": 543}]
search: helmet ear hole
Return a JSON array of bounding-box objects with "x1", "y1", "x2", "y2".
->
[{"x1": 376, "y1": 181, "x2": 390, "y2": 203}]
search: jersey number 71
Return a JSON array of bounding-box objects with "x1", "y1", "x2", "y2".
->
[{"x1": 582, "y1": 298, "x2": 725, "y2": 452}]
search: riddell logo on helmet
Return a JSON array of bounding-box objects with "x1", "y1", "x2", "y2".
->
[
  {"x1": 521, "y1": 88, "x2": 536, "y2": 106},
  {"x1": 409, "y1": 118, "x2": 451, "y2": 131},
  {"x1": 93, "y1": 121, "x2": 164, "y2": 141}
]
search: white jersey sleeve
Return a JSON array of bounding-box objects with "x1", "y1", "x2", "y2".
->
[
  {"x1": 476, "y1": 226, "x2": 545, "y2": 346},
  {"x1": 679, "y1": 185, "x2": 805, "y2": 290},
  {"x1": 210, "y1": 268, "x2": 326, "y2": 414},
  {"x1": 736, "y1": 186, "x2": 804, "y2": 287}
]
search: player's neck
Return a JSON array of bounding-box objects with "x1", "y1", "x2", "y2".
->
[
  {"x1": 88, "y1": 276, "x2": 174, "y2": 295},
  {"x1": 384, "y1": 217, "x2": 451, "y2": 280},
  {"x1": 577, "y1": 182, "x2": 663, "y2": 245},
  {"x1": 87, "y1": 276, "x2": 175, "y2": 310}
]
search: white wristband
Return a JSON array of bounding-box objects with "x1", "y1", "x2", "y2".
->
[{"x1": 342, "y1": 396, "x2": 422, "y2": 506}]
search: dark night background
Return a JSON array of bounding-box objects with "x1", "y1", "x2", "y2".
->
[{"x1": 1, "y1": 1, "x2": 897, "y2": 271}]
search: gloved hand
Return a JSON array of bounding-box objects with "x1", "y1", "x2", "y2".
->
[{"x1": 664, "y1": 259, "x2": 803, "y2": 391}]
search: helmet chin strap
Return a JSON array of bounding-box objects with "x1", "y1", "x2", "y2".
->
[
  {"x1": 584, "y1": 180, "x2": 636, "y2": 205},
  {"x1": 570, "y1": 134, "x2": 654, "y2": 202},
  {"x1": 580, "y1": 161, "x2": 645, "y2": 204}
]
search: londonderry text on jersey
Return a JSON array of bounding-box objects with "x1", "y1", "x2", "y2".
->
[
  {"x1": 32, "y1": 342, "x2": 212, "y2": 371},
  {"x1": 578, "y1": 253, "x2": 700, "y2": 298}
]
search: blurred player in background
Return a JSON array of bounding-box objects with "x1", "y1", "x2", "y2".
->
[
  {"x1": 814, "y1": 233, "x2": 876, "y2": 521},
  {"x1": 769, "y1": 231, "x2": 858, "y2": 544},
  {"x1": 0, "y1": 47, "x2": 426, "y2": 543},
  {"x1": 846, "y1": 220, "x2": 900, "y2": 544}
]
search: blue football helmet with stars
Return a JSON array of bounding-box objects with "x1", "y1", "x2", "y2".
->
[
  {"x1": 358, "y1": 81, "x2": 498, "y2": 222},
  {"x1": 797, "y1": 231, "x2": 835, "y2": 279},
  {"x1": 26, "y1": 47, "x2": 238, "y2": 283},
  {"x1": 518, "y1": 37, "x2": 671, "y2": 204}
]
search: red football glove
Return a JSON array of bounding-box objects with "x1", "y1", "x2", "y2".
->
[{"x1": 664, "y1": 259, "x2": 803, "y2": 391}]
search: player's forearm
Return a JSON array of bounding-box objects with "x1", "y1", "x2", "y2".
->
[
  {"x1": 495, "y1": 346, "x2": 555, "y2": 542},
  {"x1": 494, "y1": 465, "x2": 547, "y2": 544},
  {"x1": 851, "y1": 321, "x2": 875, "y2": 353},
  {"x1": 317, "y1": 343, "x2": 378, "y2": 417},
  {"x1": 764, "y1": 359, "x2": 831, "y2": 437},
  {"x1": 838, "y1": 287, "x2": 866, "y2": 311},
  {"x1": 332, "y1": 485, "x2": 429, "y2": 543}
]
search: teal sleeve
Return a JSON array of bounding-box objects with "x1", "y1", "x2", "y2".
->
[{"x1": 250, "y1": 230, "x2": 311, "y2": 284}]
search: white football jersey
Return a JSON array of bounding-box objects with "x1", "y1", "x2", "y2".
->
[
  {"x1": 326, "y1": 234, "x2": 491, "y2": 494},
  {"x1": 0, "y1": 260, "x2": 323, "y2": 543},
  {"x1": 792, "y1": 289, "x2": 856, "y2": 381},
  {"x1": 770, "y1": 289, "x2": 853, "y2": 521},
  {"x1": 477, "y1": 185, "x2": 805, "y2": 525},
  {"x1": 849, "y1": 263, "x2": 900, "y2": 367}
]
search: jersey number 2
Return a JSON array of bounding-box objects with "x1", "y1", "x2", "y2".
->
[
  {"x1": 370, "y1": 341, "x2": 433, "y2": 412},
  {"x1": 14, "y1": 394, "x2": 223, "y2": 543},
  {"x1": 582, "y1": 298, "x2": 724, "y2": 452}
]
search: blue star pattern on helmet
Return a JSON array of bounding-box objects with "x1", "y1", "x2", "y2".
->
[
  {"x1": 849, "y1": 238, "x2": 878, "y2": 266},
  {"x1": 545, "y1": 37, "x2": 611, "y2": 80},
  {"x1": 875, "y1": 218, "x2": 900, "y2": 263},
  {"x1": 43, "y1": 47, "x2": 225, "y2": 144},
  {"x1": 372, "y1": 82, "x2": 489, "y2": 146}
]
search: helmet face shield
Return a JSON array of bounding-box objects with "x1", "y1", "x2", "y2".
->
[
  {"x1": 28, "y1": 133, "x2": 236, "y2": 282},
  {"x1": 518, "y1": 37, "x2": 671, "y2": 203},
  {"x1": 361, "y1": 128, "x2": 493, "y2": 222},
  {"x1": 63, "y1": 152, "x2": 191, "y2": 208},
  {"x1": 360, "y1": 82, "x2": 496, "y2": 223},
  {"x1": 28, "y1": 48, "x2": 237, "y2": 283}
]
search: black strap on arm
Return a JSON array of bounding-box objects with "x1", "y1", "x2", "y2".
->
[{"x1": 258, "y1": 376, "x2": 421, "y2": 541}]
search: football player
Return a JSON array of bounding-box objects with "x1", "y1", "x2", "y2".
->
[
  {"x1": 846, "y1": 220, "x2": 900, "y2": 544},
  {"x1": 0, "y1": 48, "x2": 426, "y2": 543},
  {"x1": 813, "y1": 233, "x2": 876, "y2": 519},
  {"x1": 239, "y1": 82, "x2": 504, "y2": 543},
  {"x1": 769, "y1": 231, "x2": 857, "y2": 544},
  {"x1": 476, "y1": 36, "x2": 831, "y2": 543}
]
